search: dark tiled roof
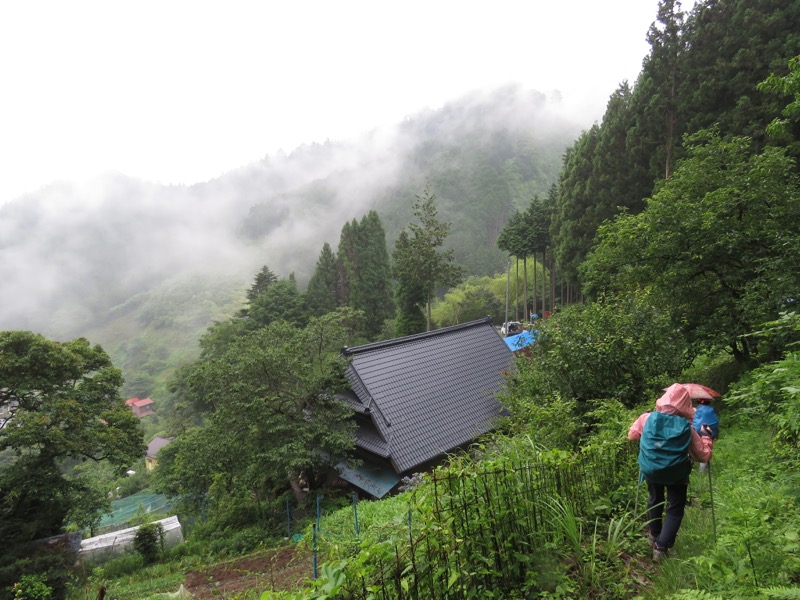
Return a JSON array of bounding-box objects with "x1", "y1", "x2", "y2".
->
[
  {"x1": 343, "y1": 317, "x2": 512, "y2": 473},
  {"x1": 146, "y1": 436, "x2": 172, "y2": 458},
  {"x1": 355, "y1": 420, "x2": 391, "y2": 458}
]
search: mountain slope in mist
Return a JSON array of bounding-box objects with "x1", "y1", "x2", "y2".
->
[{"x1": 0, "y1": 84, "x2": 582, "y2": 397}]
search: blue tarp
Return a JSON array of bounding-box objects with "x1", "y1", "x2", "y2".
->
[
  {"x1": 336, "y1": 459, "x2": 401, "y2": 499},
  {"x1": 504, "y1": 330, "x2": 535, "y2": 351}
]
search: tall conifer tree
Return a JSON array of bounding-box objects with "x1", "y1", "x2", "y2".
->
[{"x1": 305, "y1": 242, "x2": 338, "y2": 315}]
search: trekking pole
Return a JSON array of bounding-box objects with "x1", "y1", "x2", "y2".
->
[
  {"x1": 707, "y1": 461, "x2": 717, "y2": 542},
  {"x1": 634, "y1": 470, "x2": 643, "y2": 517}
]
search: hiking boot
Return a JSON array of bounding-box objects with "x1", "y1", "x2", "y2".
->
[{"x1": 652, "y1": 543, "x2": 668, "y2": 563}]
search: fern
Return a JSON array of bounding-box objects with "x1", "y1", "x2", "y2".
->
[
  {"x1": 665, "y1": 591, "x2": 723, "y2": 599},
  {"x1": 761, "y1": 586, "x2": 800, "y2": 598}
]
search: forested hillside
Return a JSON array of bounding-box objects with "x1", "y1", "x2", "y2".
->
[
  {"x1": 0, "y1": 85, "x2": 577, "y2": 398},
  {"x1": 551, "y1": 0, "x2": 800, "y2": 288}
]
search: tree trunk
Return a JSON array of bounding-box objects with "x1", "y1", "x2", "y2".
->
[
  {"x1": 289, "y1": 477, "x2": 307, "y2": 505},
  {"x1": 549, "y1": 253, "x2": 556, "y2": 315},
  {"x1": 426, "y1": 294, "x2": 432, "y2": 332},
  {"x1": 532, "y1": 256, "x2": 538, "y2": 316},
  {"x1": 522, "y1": 256, "x2": 528, "y2": 322},
  {"x1": 514, "y1": 258, "x2": 519, "y2": 321},
  {"x1": 541, "y1": 249, "x2": 547, "y2": 316}
]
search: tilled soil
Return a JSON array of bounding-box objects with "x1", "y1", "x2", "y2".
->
[{"x1": 184, "y1": 545, "x2": 313, "y2": 598}]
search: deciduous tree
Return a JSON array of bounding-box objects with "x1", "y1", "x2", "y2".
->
[
  {"x1": 153, "y1": 312, "x2": 357, "y2": 509},
  {"x1": 393, "y1": 188, "x2": 462, "y2": 334},
  {"x1": 0, "y1": 332, "x2": 143, "y2": 545}
]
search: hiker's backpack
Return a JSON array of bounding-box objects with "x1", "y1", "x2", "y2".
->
[
  {"x1": 638, "y1": 411, "x2": 692, "y2": 485},
  {"x1": 693, "y1": 404, "x2": 720, "y2": 439}
]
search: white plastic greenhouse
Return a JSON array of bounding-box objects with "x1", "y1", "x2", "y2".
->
[{"x1": 78, "y1": 515, "x2": 183, "y2": 563}]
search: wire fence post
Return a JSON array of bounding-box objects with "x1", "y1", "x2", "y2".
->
[
  {"x1": 407, "y1": 509, "x2": 413, "y2": 546},
  {"x1": 286, "y1": 498, "x2": 292, "y2": 538},
  {"x1": 352, "y1": 492, "x2": 360, "y2": 537},
  {"x1": 312, "y1": 523, "x2": 318, "y2": 580}
]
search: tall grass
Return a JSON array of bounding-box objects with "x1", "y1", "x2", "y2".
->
[{"x1": 70, "y1": 560, "x2": 190, "y2": 600}]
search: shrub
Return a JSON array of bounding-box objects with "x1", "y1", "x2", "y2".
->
[
  {"x1": 519, "y1": 291, "x2": 685, "y2": 404},
  {"x1": 206, "y1": 526, "x2": 281, "y2": 556},
  {"x1": 11, "y1": 575, "x2": 51, "y2": 600},
  {"x1": 0, "y1": 544, "x2": 74, "y2": 600},
  {"x1": 133, "y1": 523, "x2": 164, "y2": 565},
  {"x1": 114, "y1": 469, "x2": 151, "y2": 498}
]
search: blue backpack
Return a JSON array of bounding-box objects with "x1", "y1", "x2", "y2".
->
[
  {"x1": 638, "y1": 411, "x2": 692, "y2": 485},
  {"x1": 693, "y1": 404, "x2": 720, "y2": 439}
]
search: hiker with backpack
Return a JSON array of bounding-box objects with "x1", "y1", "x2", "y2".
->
[{"x1": 628, "y1": 383, "x2": 715, "y2": 561}]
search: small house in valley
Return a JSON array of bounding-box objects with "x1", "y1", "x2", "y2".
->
[
  {"x1": 125, "y1": 397, "x2": 154, "y2": 417},
  {"x1": 145, "y1": 436, "x2": 172, "y2": 470},
  {"x1": 337, "y1": 317, "x2": 513, "y2": 498}
]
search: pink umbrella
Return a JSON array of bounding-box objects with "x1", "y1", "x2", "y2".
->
[{"x1": 675, "y1": 383, "x2": 722, "y2": 400}]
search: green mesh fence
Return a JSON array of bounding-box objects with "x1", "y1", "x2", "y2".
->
[{"x1": 97, "y1": 489, "x2": 175, "y2": 530}]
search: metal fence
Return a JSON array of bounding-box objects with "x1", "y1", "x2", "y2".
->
[
  {"x1": 334, "y1": 443, "x2": 637, "y2": 599},
  {"x1": 97, "y1": 490, "x2": 175, "y2": 532}
]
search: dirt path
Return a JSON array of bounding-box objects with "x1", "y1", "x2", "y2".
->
[{"x1": 184, "y1": 545, "x2": 313, "y2": 598}]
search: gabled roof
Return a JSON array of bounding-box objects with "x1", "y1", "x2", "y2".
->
[
  {"x1": 126, "y1": 397, "x2": 154, "y2": 408},
  {"x1": 342, "y1": 317, "x2": 512, "y2": 473},
  {"x1": 146, "y1": 436, "x2": 171, "y2": 458}
]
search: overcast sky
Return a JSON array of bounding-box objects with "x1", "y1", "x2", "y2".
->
[{"x1": 0, "y1": 1, "x2": 695, "y2": 206}]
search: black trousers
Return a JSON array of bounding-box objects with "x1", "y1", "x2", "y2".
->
[{"x1": 646, "y1": 479, "x2": 688, "y2": 550}]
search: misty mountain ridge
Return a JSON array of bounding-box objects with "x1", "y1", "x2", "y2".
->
[{"x1": 0, "y1": 83, "x2": 582, "y2": 397}]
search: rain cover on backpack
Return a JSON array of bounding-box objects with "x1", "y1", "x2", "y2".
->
[{"x1": 638, "y1": 411, "x2": 692, "y2": 485}]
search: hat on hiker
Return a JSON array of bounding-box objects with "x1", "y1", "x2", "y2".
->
[{"x1": 656, "y1": 383, "x2": 695, "y2": 420}]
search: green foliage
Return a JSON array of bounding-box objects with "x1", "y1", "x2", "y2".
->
[
  {"x1": 0, "y1": 543, "x2": 73, "y2": 600},
  {"x1": 92, "y1": 554, "x2": 145, "y2": 580},
  {"x1": 305, "y1": 243, "x2": 338, "y2": 316},
  {"x1": 292, "y1": 442, "x2": 640, "y2": 599},
  {"x1": 247, "y1": 277, "x2": 306, "y2": 330},
  {"x1": 582, "y1": 129, "x2": 800, "y2": 361},
  {"x1": 726, "y1": 313, "x2": 800, "y2": 462},
  {"x1": 0, "y1": 332, "x2": 144, "y2": 550},
  {"x1": 393, "y1": 187, "x2": 463, "y2": 334},
  {"x1": 759, "y1": 55, "x2": 800, "y2": 147},
  {"x1": 430, "y1": 276, "x2": 504, "y2": 327},
  {"x1": 336, "y1": 212, "x2": 394, "y2": 335},
  {"x1": 553, "y1": 1, "x2": 800, "y2": 293},
  {"x1": 154, "y1": 312, "x2": 358, "y2": 517},
  {"x1": 115, "y1": 468, "x2": 151, "y2": 499},
  {"x1": 133, "y1": 522, "x2": 164, "y2": 565},
  {"x1": 391, "y1": 230, "x2": 426, "y2": 336},
  {"x1": 11, "y1": 575, "x2": 52, "y2": 600},
  {"x1": 541, "y1": 498, "x2": 644, "y2": 598},
  {"x1": 679, "y1": 352, "x2": 747, "y2": 401},
  {"x1": 496, "y1": 194, "x2": 552, "y2": 321},
  {"x1": 79, "y1": 556, "x2": 190, "y2": 600},
  {"x1": 501, "y1": 290, "x2": 687, "y2": 423},
  {"x1": 496, "y1": 210, "x2": 526, "y2": 258},
  {"x1": 110, "y1": 272, "x2": 246, "y2": 399},
  {"x1": 246, "y1": 266, "x2": 279, "y2": 304}
]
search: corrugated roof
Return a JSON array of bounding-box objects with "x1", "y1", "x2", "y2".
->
[{"x1": 343, "y1": 317, "x2": 512, "y2": 473}]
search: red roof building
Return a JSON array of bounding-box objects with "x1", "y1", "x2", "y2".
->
[{"x1": 125, "y1": 397, "x2": 155, "y2": 418}]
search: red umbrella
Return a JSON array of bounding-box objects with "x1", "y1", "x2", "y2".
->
[{"x1": 676, "y1": 383, "x2": 721, "y2": 400}]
